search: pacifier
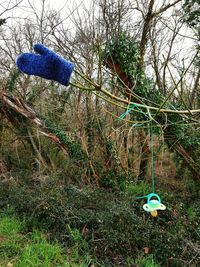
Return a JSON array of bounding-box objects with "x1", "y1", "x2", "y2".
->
[{"x1": 143, "y1": 193, "x2": 166, "y2": 217}]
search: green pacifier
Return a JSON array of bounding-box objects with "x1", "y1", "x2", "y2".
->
[{"x1": 143, "y1": 193, "x2": 166, "y2": 216}]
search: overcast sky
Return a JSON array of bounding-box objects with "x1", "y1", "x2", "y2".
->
[
  {"x1": 0, "y1": 0, "x2": 91, "y2": 26},
  {"x1": 0, "y1": 0, "x2": 197, "y2": 68}
]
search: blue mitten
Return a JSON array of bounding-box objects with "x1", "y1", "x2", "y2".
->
[{"x1": 16, "y1": 44, "x2": 74, "y2": 86}]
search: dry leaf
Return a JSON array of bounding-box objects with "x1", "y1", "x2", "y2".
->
[{"x1": 143, "y1": 247, "x2": 150, "y2": 254}]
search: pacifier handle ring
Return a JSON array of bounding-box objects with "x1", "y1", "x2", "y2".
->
[{"x1": 147, "y1": 193, "x2": 161, "y2": 204}]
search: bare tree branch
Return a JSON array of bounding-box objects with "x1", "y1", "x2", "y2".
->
[
  {"x1": 0, "y1": 0, "x2": 23, "y2": 17},
  {"x1": 153, "y1": 0, "x2": 182, "y2": 17},
  {"x1": 0, "y1": 90, "x2": 68, "y2": 155}
]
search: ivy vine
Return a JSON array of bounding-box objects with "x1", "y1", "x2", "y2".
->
[{"x1": 102, "y1": 32, "x2": 163, "y2": 103}]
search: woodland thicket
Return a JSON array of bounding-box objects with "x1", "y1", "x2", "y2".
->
[{"x1": 0, "y1": 0, "x2": 199, "y2": 266}]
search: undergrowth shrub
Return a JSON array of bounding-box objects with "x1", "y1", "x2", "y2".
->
[
  {"x1": 0, "y1": 177, "x2": 199, "y2": 266},
  {"x1": 99, "y1": 170, "x2": 126, "y2": 190}
]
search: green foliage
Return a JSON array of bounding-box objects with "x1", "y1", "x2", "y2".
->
[
  {"x1": 40, "y1": 115, "x2": 86, "y2": 161},
  {"x1": 136, "y1": 255, "x2": 160, "y2": 267},
  {"x1": 0, "y1": 18, "x2": 6, "y2": 26},
  {"x1": 169, "y1": 113, "x2": 200, "y2": 150},
  {"x1": 0, "y1": 214, "x2": 23, "y2": 236},
  {"x1": 183, "y1": 0, "x2": 200, "y2": 28},
  {"x1": 6, "y1": 69, "x2": 20, "y2": 92},
  {"x1": 102, "y1": 32, "x2": 200, "y2": 179},
  {"x1": 0, "y1": 211, "x2": 67, "y2": 267},
  {"x1": 67, "y1": 226, "x2": 88, "y2": 252},
  {"x1": 125, "y1": 181, "x2": 151, "y2": 197},
  {"x1": 0, "y1": 212, "x2": 24, "y2": 260},
  {"x1": 0, "y1": 211, "x2": 100, "y2": 267},
  {"x1": 102, "y1": 32, "x2": 139, "y2": 77},
  {"x1": 102, "y1": 32, "x2": 139, "y2": 82},
  {"x1": 99, "y1": 170, "x2": 126, "y2": 190},
  {"x1": 185, "y1": 178, "x2": 200, "y2": 197},
  {"x1": 167, "y1": 113, "x2": 200, "y2": 168},
  {"x1": 16, "y1": 231, "x2": 67, "y2": 267},
  {"x1": 0, "y1": 178, "x2": 199, "y2": 266},
  {"x1": 66, "y1": 226, "x2": 96, "y2": 266},
  {"x1": 102, "y1": 32, "x2": 163, "y2": 103}
]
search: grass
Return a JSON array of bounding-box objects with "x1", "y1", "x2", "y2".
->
[
  {"x1": 136, "y1": 255, "x2": 160, "y2": 267},
  {"x1": 0, "y1": 211, "x2": 67, "y2": 266},
  {"x1": 0, "y1": 211, "x2": 97, "y2": 267},
  {"x1": 0, "y1": 209, "x2": 161, "y2": 267},
  {"x1": 16, "y1": 231, "x2": 68, "y2": 267}
]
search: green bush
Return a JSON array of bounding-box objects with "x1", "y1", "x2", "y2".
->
[
  {"x1": 0, "y1": 178, "x2": 198, "y2": 266},
  {"x1": 99, "y1": 170, "x2": 126, "y2": 190}
]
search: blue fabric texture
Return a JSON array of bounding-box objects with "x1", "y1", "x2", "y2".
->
[{"x1": 16, "y1": 44, "x2": 74, "y2": 86}]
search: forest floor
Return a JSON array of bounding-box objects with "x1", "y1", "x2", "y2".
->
[{"x1": 0, "y1": 169, "x2": 199, "y2": 267}]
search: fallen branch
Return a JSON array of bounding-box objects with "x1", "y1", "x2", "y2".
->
[{"x1": 0, "y1": 90, "x2": 68, "y2": 155}]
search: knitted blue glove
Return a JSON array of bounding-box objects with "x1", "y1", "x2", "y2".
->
[{"x1": 16, "y1": 44, "x2": 74, "y2": 86}]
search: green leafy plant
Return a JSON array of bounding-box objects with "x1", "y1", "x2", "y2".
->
[
  {"x1": 0, "y1": 176, "x2": 199, "y2": 266},
  {"x1": 6, "y1": 69, "x2": 21, "y2": 92},
  {"x1": 40, "y1": 115, "x2": 86, "y2": 161},
  {"x1": 102, "y1": 32, "x2": 139, "y2": 78},
  {"x1": 0, "y1": 211, "x2": 101, "y2": 267},
  {"x1": 136, "y1": 255, "x2": 160, "y2": 267},
  {"x1": 183, "y1": 0, "x2": 200, "y2": 28},
  {"x1": 99, "y1": 170, "x2": 126, "y2": 190},
  {"x1": 16, "y1": 231, "x2": 67, "y2": 267},
  {"x1": 102, "y1": 32, "x2": 163, "y2": 104}
]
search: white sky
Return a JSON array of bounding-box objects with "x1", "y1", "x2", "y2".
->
[
  {"x1": 0, "y1": 0, "x2": 88, "y2": 20},
  {"x1": 0, "y1": 0, "x2": 197, "y2": 81}
]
